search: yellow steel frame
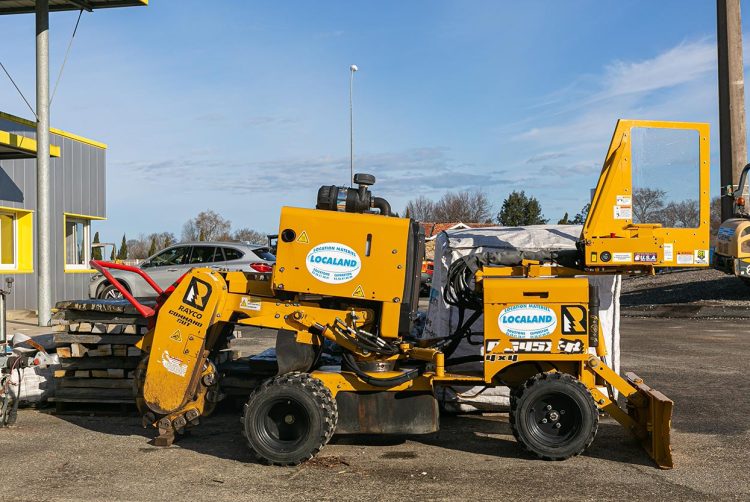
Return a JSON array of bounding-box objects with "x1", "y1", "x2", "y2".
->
[{"x1": 583, "y1": 120, "x2": 710, "y2": 270}]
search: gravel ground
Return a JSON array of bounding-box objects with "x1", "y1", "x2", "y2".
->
[
  {"x1": 2, "y1": 317, "x2": 748, "y2": 501},
  {"x1": 621, "y1": 268, "x2": 750, "y2": 307}
]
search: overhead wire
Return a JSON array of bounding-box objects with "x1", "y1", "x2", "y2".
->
[
  {"x1": 0, "y1": 61, "x2": 37, "y2": 120},
  {"x1": 50, "y1": 9, "x2": 84, "y2": 106}
]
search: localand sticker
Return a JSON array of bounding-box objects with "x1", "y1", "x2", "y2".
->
[
  {"x1": 561, "y1": 305, "x2": 587, "y2": 334},
  {"x1": 352, "y1": 285, "x2": 365, "y2": 298},
  {"x1": 694, "y1": 249, "x2": 709, "y2": 265},
  {"x1": 169, "y1": 330, "x2": 182, "y2": 343},
  {"x1": 306, "y1": 242, "x2": 362, "y2": 284},
  {"x1": 239, "y1": 297, "x2": 262, "y2": 311},
  {"x1": 161, "y1": 350, "x2": 188, "y2": 377},
  {"x1": 612, "y1": 252, "x2": 632, "y2": 263},
  {"x1": 663, "y1": 243, "x2": 674, "y2": 262},
  {"x1": 498, "y1": 304, "x2": 557, "y2": 339},
  {"x1": 677, "y1": 252, "x2": 694, "y2": 265},
  {"x1": 634, "y1": 252, "x2": 657, "y2": 263},
  {"x1": 297, "y1": 231, "x2": 309, "y2": 244}
]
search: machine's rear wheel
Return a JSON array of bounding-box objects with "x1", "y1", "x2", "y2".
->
[
  {"x1": 510, "y1": 372, "x2": 598, "y2": 461},
  {"x1": 242, "y1": 372, "x2": 337, "y2": 466}
]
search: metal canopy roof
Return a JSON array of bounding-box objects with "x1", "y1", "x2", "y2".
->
[
  {"x1": 0, "y1": 129, "x2": 60, "y2": 159},
  {"x1": 0, "y1": 0, "x2": 147, "y2": 15}
]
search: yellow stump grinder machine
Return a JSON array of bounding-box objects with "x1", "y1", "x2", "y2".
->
[{"x1": 92, "y1": 120, "x2": 710, "y2": 469}]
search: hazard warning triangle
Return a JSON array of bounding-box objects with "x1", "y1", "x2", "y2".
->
[
  {"x1": 170, "y1": 330, "x2": 182, "y2": 342},
  {"x1": 352, "y1": 285, "x2": 365, "y2": 298},
  {"x1": 297, "y1": 231, "x2": 309, "y2": 244}
]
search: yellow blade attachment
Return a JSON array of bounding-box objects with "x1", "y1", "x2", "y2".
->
[{"x1": 625, "y1": 372, "x2": 674, "y2": 469}]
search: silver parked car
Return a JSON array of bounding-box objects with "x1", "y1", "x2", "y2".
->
[{"x1": 89, "y1": 242, "x2": 275, "y2": 299}]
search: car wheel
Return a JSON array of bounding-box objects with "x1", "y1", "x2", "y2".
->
[{"x1": 98, "y1": 284, "x2": 126, "y2": 300}]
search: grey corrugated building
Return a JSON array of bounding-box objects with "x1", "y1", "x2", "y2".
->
[{"x1": 0, "y1": 111, "x2": 106, "y2": 311}]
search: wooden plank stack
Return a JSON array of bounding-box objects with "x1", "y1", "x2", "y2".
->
[{"x1": 51, "y1": 299, "x2": 152, "y2": 411}]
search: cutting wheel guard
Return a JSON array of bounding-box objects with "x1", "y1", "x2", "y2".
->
[
  {"x1": 89, "y1": 260, "x2": 163, "y2": 319},
  {"x1": 626, "y1": 372, "x2": 674, "y2": 469}
]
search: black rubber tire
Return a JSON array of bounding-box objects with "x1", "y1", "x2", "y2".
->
[
  {"x1": 510, "y1": 372, "x2": 598, "y2": 461},
  {"x1": 98, "y1": 284, "x2": 126, "y2": 300},
  {"x1": 242, "y1": 372, "x2": 337, "y2": 466}
]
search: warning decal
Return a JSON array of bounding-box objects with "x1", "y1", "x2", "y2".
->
[
  {"x1": 297, "y1": 231, "x2": 309, "y2": 244},
  {"x1": 170, "y1": 330, "x2": 182, "y2": 343},
  {"x1": 352, "y1": 285, "x2": 365, "y2": 298}
]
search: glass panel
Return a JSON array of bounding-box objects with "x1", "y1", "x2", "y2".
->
[
  {"x1": 65, "y1": 219, "x2": 86, "y2": 265},
  {"x1": 223, "y1": 247, "x2": 244, "y2": 261},
  {"x1": 0, "y1": 213, "x2": 14, "y2": 266},
  {"x1": 252, "y1": 248, "x2": 276, "y2": 261},
  {"x1": 631, "y1": 128, "x2": 700, "y2": 228},
  {"x1": 150, "y1": 246, "x2": 191, "y2": 266},
  {"x1": 190, "y1": 246, "x2": 216, "y2": 264}
]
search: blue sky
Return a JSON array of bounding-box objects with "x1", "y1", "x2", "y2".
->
[{"x1": 0, "y1": 1, "x2": 735, "y2": 243}]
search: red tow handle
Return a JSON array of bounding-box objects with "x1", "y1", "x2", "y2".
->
[{"x1": 90, "y1": 260, "x2": 163, "y2": 319}]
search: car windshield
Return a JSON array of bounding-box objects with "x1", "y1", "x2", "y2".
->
[{"x1": 147, "y1": 246, "x2": 191, "y2": 267}]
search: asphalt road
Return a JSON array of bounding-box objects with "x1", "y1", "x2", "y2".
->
[{"x1": 1, "y1": 317, "x2": 748, "y2": 501}]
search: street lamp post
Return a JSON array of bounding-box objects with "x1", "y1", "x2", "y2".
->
[{"x1": 349, "y1": 64, "x2": 358, "y2": 187}]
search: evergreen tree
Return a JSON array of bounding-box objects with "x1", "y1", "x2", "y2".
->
[
  {"x1": 497, "y1": 191, "x2": 548, "y2": 226},
  {"x1": 148, "y1": 236, "x2": 158, "y2": 257},
  {"x1": 117, "y1": 234, "x2": 128, "y2": 260},
  {"x1": 91, "y1": 232, "x2": 102, "y2": 260},
  {"x1": 557, "y1": 212, "x2": 570, "y2": 225}
]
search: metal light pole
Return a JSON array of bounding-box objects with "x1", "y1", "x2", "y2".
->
[
  {"x1": 36, "y1": 0, "x2": 52, "y2": 327},
  {"x1": 349, "y1": 64, "x2": 358, "y2": 187}
]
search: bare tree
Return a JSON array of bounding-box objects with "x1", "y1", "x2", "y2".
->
[
  {"x1": 126, "y1": 233, "x2": 151, "y2": 259},
  {"x1": 710, "y1": 196, "x2": 722, "y2": 236},
  {"x1": 182, "y1": 210, "x2": 232, "y2": 241},
  {"x1": 404, "y1": 196, "x2": 436, "y2": 222},
  {"x1": 632, "y1": 188, "x2": 666, "y2": 224},
  {"x1": 232, "y1": 228, "x2": 267, "y2": 245},
  {"x1": 659, "y1": 200, "x2": 700, "y2": 228},
  {"x1": 432, "y1": 190, "x2": 492, "y2": 223}
]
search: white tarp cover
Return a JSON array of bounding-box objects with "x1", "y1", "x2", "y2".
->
[{"x1": 421, "y1": 225, "x2": 621, "y2": 412}]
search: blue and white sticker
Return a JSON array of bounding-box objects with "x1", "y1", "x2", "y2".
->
[
  {"x1": 306, "y1": 242, "x2": 362, "y2": 284},
  {"x1": 498, "y1": 304, "x2": 558, "y2": 339}
]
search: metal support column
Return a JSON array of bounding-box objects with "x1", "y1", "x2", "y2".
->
[
  {"x1": 718, "y1": 0, "x2": 747, "y2": 222},
  {"x1": 36, "y1": 0, "x2": 52, "y2": 327}
]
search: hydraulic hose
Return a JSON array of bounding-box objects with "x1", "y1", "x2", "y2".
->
[{"x1": 341, "y1": 352, "x2": 419, "y2": 388}]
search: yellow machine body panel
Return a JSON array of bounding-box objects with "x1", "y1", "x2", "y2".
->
[
  {"x1": 142, "y1": 269, "x2": 226, "y2": 415},
  {"x1": 273, "y1": 206, "x2": 412, "y2": 303},
  {"x1": 482, "y1": 277, "x2": 591, "y2": 382},
  {"x1": 583, "y1": 120, "x2": 710, "y2": 269}
]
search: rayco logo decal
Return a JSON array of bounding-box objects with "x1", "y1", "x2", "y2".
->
[
  {"x1": 182, "y1": 277, "x2": 212, "y2": 311},
  {"x1": 306, "y1": 242, "x2": 361, "y2": 284},
  {"x1": 498, "y1": 304, "x2": 557, "y2": 339}
]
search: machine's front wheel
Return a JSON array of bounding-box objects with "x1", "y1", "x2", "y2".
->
[
  {"x1": 243, "y1": 372, "x2": 337, "y2": 466},
  {"x1": 510, "y1": 372, "x2": 598, "y2": 461}
]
